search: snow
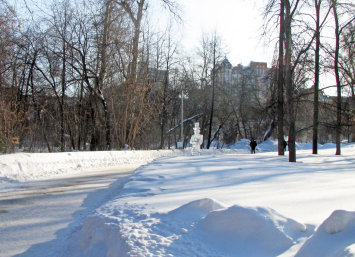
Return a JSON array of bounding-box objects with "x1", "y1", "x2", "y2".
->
[
  {"x1": 323, "y1": 210, "x2": 355, "y2": 235},
  {"x1": 199, "y1": 204, "x2": 306, "y2": 256},
  {"x1": 0, "y1": 150, "x2": 192, "y2": 184},
  {"x1": 228, "y1": 138, "x2": 339, "y2": 152},
  {"x1": 0, "y1": 148, "x2": 250, "y2": 185},
  {"x1": 294, "y1": 210, "x2": 355, "y2": 257},
  {"x1": 1, "y1": 140, "x2": 355, "y2": 256}
]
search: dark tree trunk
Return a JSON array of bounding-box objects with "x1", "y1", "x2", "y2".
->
[
  {"x1": 332, "y1": 1, "x2": 342, "y2": 155},
  {"x1": 313, "y1": 0, "x2": 321, "y2": 155},
  {"x1": 285, "y1": 0, "x2": 296, "y2": 162},
  {"x1": 207, "y1": 40, "x2": 217, "y2": 149},
  {"x1": 278, "y1": 0, "x2": 285, "y2": 156}
]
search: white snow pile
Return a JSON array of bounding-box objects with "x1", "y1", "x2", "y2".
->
[
  {"x1": 0, "y1": 139, "x2": 345, "y2": 184},
  {"x1": 0, "y1": 148, "x2": 248, "y2": 184},
  {"x1": 73, "y1": 199, "x2": 307, "y2": 257},
  {"x1": 228, "y1": 138, "x2": 255, "y2": 150},
  {"x1": 228, "y1": 138, "x2": 286, "y2": 152},
  {"x1": 228, "y1": 138, "x2": 339, "y2": 152},
  {"x1": 0, "y1": 150, "x2": 186, "y2": 183},
  {"x1": 295, "y1": 210, "x2": 355, "y2": 257},
  {"x1": 200, "y1": 204, "x2": 307, "y2": 256},
  {"x1": 63, "y1": 145, "x2": 355, "y2": 257}
]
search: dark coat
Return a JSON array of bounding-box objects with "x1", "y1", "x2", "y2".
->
[{"x1": 250, "y1": 140, "x2": 257, "y2": 149}]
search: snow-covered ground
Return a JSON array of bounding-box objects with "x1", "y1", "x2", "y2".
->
[
  {"x1": 0, "y1": 148, "x2": 247, "y2": 185},
  {"x1": 1, "y1": 140, "x2": 355, "y2": 257}
]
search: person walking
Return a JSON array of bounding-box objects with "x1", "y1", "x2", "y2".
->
[
  {"x1": 283, "y1": 140, "x2": 288, "y2": 151},
  {"x1": 250, "y1": 138, "x2": 257, "y2": 154}
]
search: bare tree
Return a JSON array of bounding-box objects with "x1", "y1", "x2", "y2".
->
[
  {"x1": 312, "y1": 0, "x2": 332, "y2": 154},
  {"x1": 329, "y1": 0, "x2": 355, "y2": 155},
  {"x1": 204, "y1": 32, "x2": 226, "y2": 149},
  {"x1": 278, "y1": 0, "x2": 286, "y2": 156},
  {"x1": 339, "y1": 23, "x2": 355, "y2": 141}
]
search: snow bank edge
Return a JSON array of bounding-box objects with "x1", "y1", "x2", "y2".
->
[{"x1": 0, "y1": 149, "x2": 248, "y2": 183}]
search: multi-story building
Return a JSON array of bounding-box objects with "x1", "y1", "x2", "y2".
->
[
  {"x1": 216, "y1": 57, "x2": 268, "y2": 85},
  {"x1": 249, "y1": 61, "x2": 268, "y2": 76},
  {"x1": 137, "y1": 61, "x2": 169, "y2": 89},
  {"x1": 215, "y1": 57, "x2": 270, "y2": 102}
]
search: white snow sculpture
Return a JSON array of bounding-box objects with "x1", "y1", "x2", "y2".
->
[{"x1": 190, "y1": 122, "x2": 203, "y2": 155}]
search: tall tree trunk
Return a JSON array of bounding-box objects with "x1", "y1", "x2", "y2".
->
[
  {"x1": 122, "y1": 92, "x2": 129, "y2": 148},
  {"x1": 332, "y1": 1, "x2": 342, "y2": 155},
  {"x1": 130, "y1": 15, "x2": 143, "y2": 81},
  {"x1": 313, "y1": 0, "x2": 321, "y2": 155},
  {"x1": 77, "y1": 79, "x2": 84, "y2": 150},
  {"x1": 90, "y1": 96, "x2": 98, "y2": 151},
  {"x1": 100, "y1": 92, "x2": 111, "y2": 150},
  {"x1": 117, "y1": 0, "x2": 145, "y2": 81},
  {"x1": 285, "y1": 0, "x2": 296, "y2": 162},
  {"x1": 160, "y1": 73, "x2": 168, "y2": 149},
  {"x1": 60, "y1": 3, "x2": 70, "y2": 152},
  {"x1": 278, "y1": 0, "x2": 285, "y2": 155},
  {"x1": 117, "y1": 0, "x2": 145, "y2": 150},
  {"x1": 97, "y1": 0, "x2": 113, "y2": 150},
  {"x1": 61, "y1": 35, "x2": 66, "y2": 151},
  {"x1": 207, "y1": 40, "x2": 216, "y2": 149}
]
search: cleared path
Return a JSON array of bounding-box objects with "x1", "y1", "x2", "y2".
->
[{"x1": 0, "y1": 164, "x2": 144, "y2": 257}]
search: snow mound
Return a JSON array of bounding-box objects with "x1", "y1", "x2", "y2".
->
[
  {"x1": 258, "y1": 139, "x2": 317, "y2": 152},
  {"x1": 324, "y1": 210, "x2": 355, "y2": 234},
  {"x1": 77, "y1": 215, "x2": 126, "y2": 257},
  {"x1": 228, "y1": 138, "x2": 250, "y2": 150},
  {"x1": 321, "y1": 143, "x2": 337, "y2": 149},
  {"x1": 258, "y1": 139, "x2": 278, "y2": 152},
  {"x1": 229, "y1": 138, "x2": 266, "y2": 153},
  {"x1": 295, "y1": 142, "x2": 313, "y2": 150},
  {"x1": 295, "y1": 210, "x2": 355, "y2": 257},
  {"x1": 74, "y1": 200, "x2": 308, "y2": 257},
  {"x1": 168, "y1": 198, "x2": 227, "y2": 221},
  {"x1": 199, "y1": 205, "x2": 307, "y2": 256}
]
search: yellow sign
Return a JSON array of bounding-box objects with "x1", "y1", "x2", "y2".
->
[{"x1": 12, "y1": 137, "x2": 19, "y2": 144}]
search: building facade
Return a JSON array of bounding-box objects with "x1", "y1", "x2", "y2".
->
[
  {"x1": 215, "y1": 57, "x2": 270, "y2": 102},
  {"x1": 216, "y1": 58, "x2": 268, "y2": 84}
]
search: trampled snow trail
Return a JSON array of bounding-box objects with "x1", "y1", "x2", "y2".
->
[{"x1": 0, "y1": 164, "x2": 143, "y2": 257}]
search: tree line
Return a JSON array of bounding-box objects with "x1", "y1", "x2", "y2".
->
[
  {"x1": 0, "y1": 0, "x2": 354, "y2": 162},
  {"x1": 263, "y1": 0, "x2": 355, "y2": 161}
]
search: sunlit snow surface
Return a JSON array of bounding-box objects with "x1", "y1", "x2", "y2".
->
[
  {"x1": 1, "y1": 140, "x2": 355, "y2": 256},
  {"x1": 65, "y1": 143, "x2": 355, "y2": 257}
]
